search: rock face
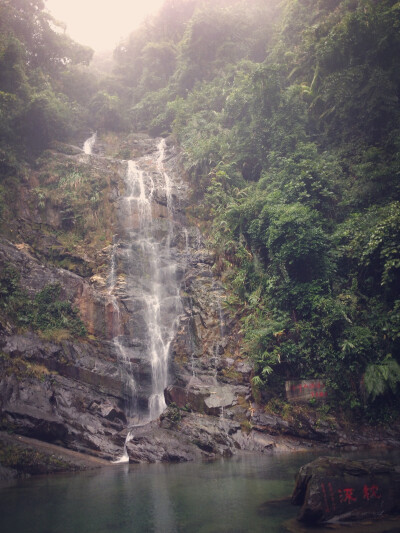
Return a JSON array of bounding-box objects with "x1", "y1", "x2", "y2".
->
[
  {"x1": 107, "y1": 135, "x2": 189, "y2": 419},
  {"x1": 0, "y1": 431, "x2": 110, "y2": 480},
  {"x1": 292, "y1": 457, "x2": 400, "y2": 524},
  {"x1": 0, "y1": 132, "x2": 253, "y2": 463},
  {"x1": 124, "y1": 411, "x2": 240, "y2": 463},
  {"x1": 0, "y1": 240, "x2": 128, "y2": 459},
  {"x1": 1, "y1": 132, "x2": 400, "y2": 471}
]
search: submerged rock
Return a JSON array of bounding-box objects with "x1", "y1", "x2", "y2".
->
[{"x1": 292, "y1": 456, "x2": 400, "y2": 524}]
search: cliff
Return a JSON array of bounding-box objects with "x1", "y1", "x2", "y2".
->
[{"x1": 1, "y1": 133, "x2": 399, "y2": 477}]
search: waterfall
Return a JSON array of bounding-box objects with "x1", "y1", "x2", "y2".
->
[
  {"x1": 112, "y1": 432, "x2": 132, "y2": 464},
  {"x1": 115, "y1": 141, "x2": 181, "y2": 422},
  {"x1": 107, "y1": 241, "x2": 137, "y2": 416},
  {"x1": 157, "y1": 139, "x2": 172, "y2": 210},
  {"x1": 148, "y1": 141, "x2": 181, "y2": 419},
  {"x1": 108, "y1": 137, "x2": 184, "y2": 463},
  {"x1": 83, "y1": 132, "x2": 96, "y2": 154}
]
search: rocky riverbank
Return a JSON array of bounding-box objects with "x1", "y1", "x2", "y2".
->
[{"x1": 0, "y1": 431, "x2": 110, "y2": 482}]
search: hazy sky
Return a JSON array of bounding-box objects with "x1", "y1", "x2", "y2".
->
[{"x1": 45, "y1": 0, "x2": 165, "y2": 51}]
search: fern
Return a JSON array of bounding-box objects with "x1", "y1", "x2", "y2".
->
[
  {"x1": 364, "y1": 355, "x2": 400, "y2": 401},
  {"x1": 251, "y1": 375, "x2": 264, "y2": 389}
]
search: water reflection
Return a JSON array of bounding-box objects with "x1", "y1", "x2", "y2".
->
[
  {"x1": 0, "y1": 452, "x2": 399, "y2": 533},
  {"x1": 149, "y1": 465, "x2": 177, "y2": 533}
]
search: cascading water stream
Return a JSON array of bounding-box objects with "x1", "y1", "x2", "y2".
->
[
  {"x1": 83, "y1": 132, "x2": 96, "y2": 155},
  {"x1": 183, "y1": 227, "x2": 197, "y2": 378},
  {"x1": 157, "y1": 139, "x2": 173, "y2": 212},
  {"x1": 107, "y1": 241, "x2": 137, "y2": 417},
  {"x1": 80, "y1": 134, "x2": 185, "y2": 463},
  {"x1": 149, "y1": 141, "x2": 181, "y2": 419},
  {"x1": 120, "y1": 141, "x2": 181, "y2": 423}
]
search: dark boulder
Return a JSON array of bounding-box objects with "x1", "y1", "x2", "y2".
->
[{"x1": 292, "y1": 456, "x2": 400, "y2": 524}]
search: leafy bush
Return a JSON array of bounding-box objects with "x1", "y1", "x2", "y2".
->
[
  {"x1": 0, "y1": 265, "x2": 86, "y2": 338},
  {"x1": 364, "y1": 356, "x2": 400, "y2": 402}
]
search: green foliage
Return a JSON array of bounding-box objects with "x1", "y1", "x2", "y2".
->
[
  {"x1": 0, "y1": 264, "x2": 20, "y2": 303},
  {"x1": 2, "y1": 0, "x2": 399, "y2": 417},
  {"x1": 89, "y1": 91, "x2": 124, "y2": 131},
  {"x1": 0, "y1": 264, "x2": 86, "y2": 337},
  {"x1": 18, "y1": 90, "x2": 71, "y2": 151},
  {"x1": 129, "y1": 87, "x2": 173, "y2": 134},
  {"x1": 361, "y1": 202, "x2": 400, "y2": 290},
  {"x1": 113, "y1": 0, "x2": 400, "y2": 415},
  {"x1": 113, "y1": 1, "x2": 280, "y2": 131},
  {"x1": 30, "y1": 284, "x2": 86, "y2": 336},
  {"x1": 0, "y1": 0, "x2": 95, "y2": 159},
  {"x1": 364, "y1": 356, "x2": 400, "y2": 401},
  {"x1": 163, "y1": 402, "x2": 182, "y2": 424}
]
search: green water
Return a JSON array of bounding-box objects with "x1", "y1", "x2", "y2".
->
[{"x1": 0, "y1": 451, "x2": 397, "y2": 533}]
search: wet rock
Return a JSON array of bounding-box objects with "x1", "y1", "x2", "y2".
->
[
  {"x1": 165, "y1": 381, "x2": 240, "y2": 416},
  {"x1": 0, "y1": 239, "x2": 107, "y2": 338},
  {"x1": 0, "y1": 134, "x2": 249, "y2": 467},
  {"x1": 125, "y1": 420, "x2": 203, "y2": 463},
  {"x1": 292, "y1": 457, "x2": 400, "y2": 524},
  {"x1": 165, "y1": 384, "x2": 209, "y2": 413},
  {"x1": 235, "y1": 361, "x2": 253, "y2": 379},
  {"x1": 204, "y1": 387, "x2": 236, "y2": 415},
  {"x1": 232, "y1": 431, "x2": 277, "y2": 453},
  {"x1": 0, "y1": 327, "x2": 131, "y2": 459},
  {"x1": 98, "y1": 404, "x2": 127, "y2": 424},
  {"x1": 122, "y1": 406, "x2": 244, "y2": 463},
  {"x1": 0, "y1": 370, "x2": 126, "y2": 459},
  {"x1": 0, "y1": 431, "x2": 109, "y2": 477},
  {"x1": 177, "y1": 413, "x2": 239, "y2": 457},
  {"x1": 250, "y1": 408, "x2": 339, "y2": 443},
  {"x1": 252, "y1": 412, "x2": 290, "y2": 434}
]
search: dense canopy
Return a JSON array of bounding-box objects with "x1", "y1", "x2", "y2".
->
[{"x1": 1, "y1": 0, "x2": 399, "y2": 420}]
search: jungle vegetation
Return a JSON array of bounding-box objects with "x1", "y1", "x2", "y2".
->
[
  {"x1": 1, "y1": 0, "x2": 399, "y2": 419},
  {"x1": 111, "y1": 0, "x2": 400, "y2": 418}
]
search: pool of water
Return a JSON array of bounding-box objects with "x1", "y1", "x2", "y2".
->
[{"x1": 0, "y1": 451, "x2": 398, "y2": 533}]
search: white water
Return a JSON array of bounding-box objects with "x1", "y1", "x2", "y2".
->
[
  {"x1": 83, "y1": 132, "x2": 96, "y2": 154},
  {"x1": 111, "y1": 433, "x2": 132, "y2": 464},
  {"x1": 107, "y1": 241, "x2": 137, "y2": 415},
  {"x1": 122, "y1": 143, "x2": 181, "y2": 421},
  {"x1": 109, "y1": 139, "x2": 183, "y2": 463},
  {"x1": 157, "y1": 139, "x2": 173, "y2": 211},
  {"x1": 183, "y1": 228, "x2": 197, "y2": 378}
]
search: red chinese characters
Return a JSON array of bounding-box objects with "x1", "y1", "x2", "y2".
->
[
  {"x1": 338, "y1": 488, "x2": 357, "y2": 504},
  {"x1": 310, "y1": 390, "x2": 328, "y2": 398},
  {"x1": 363, "y1": 484, "x2": 382, "y2": 501},
  {"x1": 319, "y1": 480, "x2": 384, "y2": 517},
  {"x1": 289, "y1": 381, "x2": 327, "y2": 396}
]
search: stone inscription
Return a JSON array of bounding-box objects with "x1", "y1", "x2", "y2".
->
[
  {"x1": 320, "y1": 480, "x2": 383, "y2": 516},
  {"x1": 292, "y1": 457, "x2": 400, "y2": 524},
  {"x1": 285, "y1": 380, "x2": 327, "y2": 402}
]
